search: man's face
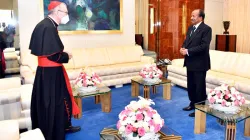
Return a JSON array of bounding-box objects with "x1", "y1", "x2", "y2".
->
[
  {"x1": 2, "y1": 23, "x2": 6, "y2": 27},
  {"x1": 57, "y1": 4, "x2": 68, "y2": 21},
  {"x1": 191, "y1": 10, "x2": 202, "y2": 25}
]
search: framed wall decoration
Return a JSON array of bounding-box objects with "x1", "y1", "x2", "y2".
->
[{"x1": 41, "y1": 0, "x2": 123, "y2": 34}]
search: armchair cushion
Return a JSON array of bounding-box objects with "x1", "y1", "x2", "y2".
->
[{"x1": 0, "y1": 120, "x2": 19, "y2": 140}]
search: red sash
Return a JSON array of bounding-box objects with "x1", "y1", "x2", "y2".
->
[
  {"x1": 38, "y1": 56, "x2": 80, "y2": 115},
  {"x1": 0, "y1": 49, "x2": 6, "y2": 71}
]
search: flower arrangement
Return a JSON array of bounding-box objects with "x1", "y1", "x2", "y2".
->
[
  {"x1": 74, "y1": 72, "x2": 102, "y2": 87},
  {"x1": 208, "y1": 84, "x2": 245, "y2": 107},
  {"x1": 117, "y1": 96, "x2": 164, "y2": 140},
  {"x1": 139, "y1": 64, "x2": 163, "y2": 79}
]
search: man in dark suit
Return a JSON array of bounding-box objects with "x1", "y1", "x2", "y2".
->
[{"x1": 180, "y1": 9, "x2": 212, "y2": 117}]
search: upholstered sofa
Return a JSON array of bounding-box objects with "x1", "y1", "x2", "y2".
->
[
  {"x1": 0, "y1": 120, "x2": 44, "y2": 140},
  {"x1": 20, "y1": 45, "x2": 154, "y2": 86},
  {"x1": 4, "y1": 48, "x2": 20, "y2": 74},
  {"x1": 0, "y1": 77, "x2": 32, "y2": 130},
  {"x1": 168, "y1": 50, "x2": 250, "y2": 100}
]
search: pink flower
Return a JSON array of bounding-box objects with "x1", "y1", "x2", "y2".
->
[
  {"x1": 225, "y1": 90, "x2": 230, "y2": 95},
  {"x1": 234, "y1": 100, "x2": 239, "y2": 106},
  {"x1": 117, "y1": 121, "x2": 121, "y2": 129},
  {"x1": 209, "y1": 97, "x2": 216, "y2": 104},
  {"x1": 147, "y1": 110, "x2": 153, "y2": 118},
  {"x1": 148, "y1": 119, "x2": 155, "y2": 126},
  {"x1": 240, "y1": 98, "x2": 245, "y2": 104},
  {"x1": 132, "y1": 127, "x2": 137, "y2": 132},
  {"x1": 121, "y1": 109, "x2": 131, "y2": 116},
  {"x1": 136, "y1": 113, "x2": 144, "y2": 121},
  {"x1": 138, "y1": 127, "x2": 146, "y2": 136},
  {"x1": 224, "y1": 95, "x2": 229, "y2": 100},
  {"x1": 122, "y1": 116, "x2": 127, "y2": 121},
  {"x1": 221, "y1": 100, "x2": 226, "y2": 107},
  {"x1": 154, "y1": 124, "x2": 161, "y2": 133},
  {"x1": 125, "y1": 125, "x2": 133, "y2": 134},
  {"x1": 216, "y1": 92, "x2": 222, "y2": 98}
]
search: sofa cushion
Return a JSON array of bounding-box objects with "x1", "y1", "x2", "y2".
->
[
  {"x1": 209, "y1": 50, "x2": 239, "y2": 75},
  {"x1": 168, "y1": 65, "x2": 186, "y2": 76},
  {"x1": 71, "y1": 48, "x2": 89, "y2": 69},
  {"x1": 232, "y1": 53, "x2": 250, "y2": 79},
  {"x1": 106, "y1": 46, "x2": 126, "y2": 64},
  {"x1": 63, "y1": 58, "x2": 75, "y2": 70},
  {"x1": 90, "y1": 62, "x2": 148, "y2": 76},
  {"x1": 123, "y1": 46, "x2": 143, "y2": 63},
  {"x1": 234, "y1": 80, "x2": 250, "y2": 95},
  {"x1": 85, "y1": 47, "x2": 111, "y2": 66}
]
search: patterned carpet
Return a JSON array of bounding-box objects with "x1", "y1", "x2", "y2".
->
[{"x1": 66, "y1": 84, "x2": 250, "y2": 140}]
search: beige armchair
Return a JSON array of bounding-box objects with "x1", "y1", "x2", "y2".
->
[
  {"x1": 3, "y1": 48, "x2": 20, "y2": 74},
  {"x1": 0, "y1": 77, "x2": 32, "y2": 130},
  {"x1": 0, "y1": 120, "x2": 44, "y2": 140}
]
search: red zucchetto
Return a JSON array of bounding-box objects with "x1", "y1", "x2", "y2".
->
[{"x1": 48, "y1": 1, "x2": 62, "y2": 11}]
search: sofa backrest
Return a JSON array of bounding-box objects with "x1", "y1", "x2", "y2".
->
[
  {"x1": 106, "y1": 45, "x2": 143, "y2": 64},
  {"x1": 71, "y1": 45, "x2": 144, "y2": 67},
  {"x1": 21, "y1": 45, "x2": 144, "y2": 70},
  {"x1": 209, "y1": 50, "x2": 250, "y2": 79}
]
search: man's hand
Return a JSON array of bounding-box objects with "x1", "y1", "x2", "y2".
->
[
  {"x1": 65, "y1": 51, "x2": 72, "y2": 59},
  {"x1": 180, "y1": 48, "x2": 188, "y2": 56}
]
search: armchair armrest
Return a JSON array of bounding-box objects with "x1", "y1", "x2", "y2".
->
[
  {"x1": 0, "y1": 77, "x2": 21, "y2": 90},
  {"x1": 20, "y1": 65, "x2": 34, "y2": 78},
  {"x1": 140, "y1": 56, "x2": 154, "y2": 64}
]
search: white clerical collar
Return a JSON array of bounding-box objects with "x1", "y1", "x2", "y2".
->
[
  {"x1": 48, "y1": 15, "x2": 59, "y2": 25},
  {"x1": 194, "y1": 21, "x2": 202, "y2": 31}
]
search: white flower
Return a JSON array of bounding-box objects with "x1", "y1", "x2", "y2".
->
[
  {"x1": 237, "y1": 95, "x2": 242, "y2": 100},
  {"x1": 144, "y1": 116, "x2": 151, "y2": 122},
  {"x1": 119, "y1": 126, "x2": 125, "y2": 132},
  {"x1": 226, "y1": 102, "x2": 231, "y2": 107},
  {"x1": 150, "y1": 126, "x2": 155, "y2": 132}
]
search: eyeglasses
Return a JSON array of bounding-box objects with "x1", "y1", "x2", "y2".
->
[{"x1": 58, "y1": 10, "x2": 68, "y2": 14}]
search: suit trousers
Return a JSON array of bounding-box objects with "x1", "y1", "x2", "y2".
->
[{"x1": 187, "y1": 70, "x2": 207, "y2": 107}]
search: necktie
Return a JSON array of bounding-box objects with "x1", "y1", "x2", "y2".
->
[{"x1": 190, "y1": 26, "x2": 196, "y2": 37}]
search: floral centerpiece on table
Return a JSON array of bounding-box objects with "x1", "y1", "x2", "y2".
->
[
  {"x1": 117, "y1": 96, "x2": 164, "y2": 140},
  {"x1": 208, "y1": 84, "x2": 246, "y2": 113},
  {"x1": 74, "y1": 72, "x2": 102, "y2": 92},
  {"x1": 139, "y1": 64, "x2": 163, "y2": 83}
]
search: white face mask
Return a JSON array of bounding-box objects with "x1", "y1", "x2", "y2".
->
[{"x1": 61, "y1": 15, "x2": 69, "y2": 24}]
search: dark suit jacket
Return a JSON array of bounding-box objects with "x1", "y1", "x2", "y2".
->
[{"x1": 183, "y1": 22, "x2": 212, "y2": 71}]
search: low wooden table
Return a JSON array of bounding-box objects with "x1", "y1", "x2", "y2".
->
[
  {"x1": 72, "y1": 84, "x2": 111, "y2": 119},
  {"x1": 195, "y1": 101, "x2": 250, "y2": 140},
  {"x1": 131, "y1": 77, "x2": 171, "y2": 100}
]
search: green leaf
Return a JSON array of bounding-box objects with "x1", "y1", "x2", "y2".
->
[{"x1": 133, "y1": 132, "x2": 138, "y2": 137}]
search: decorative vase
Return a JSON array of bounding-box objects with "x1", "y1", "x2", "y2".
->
[
  {"x1": 211, "y1": 104, "x2": 240, "y2": 114},
  {"x1": 123, "y1": 132, "x2": 160, "y2": 140},
  {"x1": 143, "y1": 78, "x2": 161, "y2": 84},
  {"x1": 78, "y1": 86, "x2": 97, "y2": 93},
  {"x1": 223, "y1": 21, "x2": 230, "y2": 34}
]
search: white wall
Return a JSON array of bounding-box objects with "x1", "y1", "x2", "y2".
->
[
  {"x1": 18, "y1": 0, "x2": 135, "y2": 51},
  {"x1": 204, "y1": 0, "x2": 224, "y2": 50}
]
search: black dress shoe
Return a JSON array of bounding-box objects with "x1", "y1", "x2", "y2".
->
[
  {"x1": 182, "y1": 106, "x2": 194, "y2": 111},
  {"x1": 66, "y1": 126, "x2": 81, "y2": 133},
  {"x1": 189, "y1": 112, "x2": 195, "y2": 117}
]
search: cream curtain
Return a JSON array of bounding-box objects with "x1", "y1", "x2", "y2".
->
[
  {"x1": 135, "y1": 0, "x2": 149, "y2": 49},
  {"x1": 223, "y1": 0, "x2": 250, "y2": 53}
]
